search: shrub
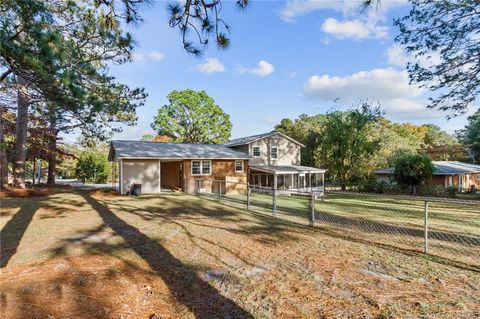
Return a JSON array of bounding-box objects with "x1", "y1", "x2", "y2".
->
[
  {"x1": 75, "y1": 151, "x2": 110, "y2": 184},
  {"x1": 393, "y1": 154, "x2": 434, "y2": 188}
]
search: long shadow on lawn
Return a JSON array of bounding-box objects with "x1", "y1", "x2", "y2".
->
[
  {"x1": 78, "y1": 190, "x2": 254, "y2": 319},
  {"x1": 0, "y1": 199, "x2": 42, "y2": 268}
]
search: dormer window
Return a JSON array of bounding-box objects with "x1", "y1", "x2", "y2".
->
[
  {"x1": 253, "y1": 147, "x2": 260, "y2": 157},
  {"x1": 271, "y1": 147, "x2": 278, "y2": 159}
]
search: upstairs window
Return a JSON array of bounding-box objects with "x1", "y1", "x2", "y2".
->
[
  {"x1": 270, "y1": 147, "x2": 278, "y2": 159},
  {"x1": 191, "y1": 160, "x2": 211, "y2": 175},
  {"x1": 253, "y1": 147, "x2": 260, "y2": 157},
  {"x1": 235, "y1": 160, "x2": 244, "y2": 172}
]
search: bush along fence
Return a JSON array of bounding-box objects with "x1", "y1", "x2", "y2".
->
[{"x1": 194, "y1": 179, "x2": 480, "y2": 269}]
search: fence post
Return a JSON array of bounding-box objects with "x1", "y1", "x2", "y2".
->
[
  {"x1": 272, "y1": 188, "x2": 277, "y2": 218},
  {"x1": 247, "y1": 185, "x2": 251, "y2": 211},
  {"x1": 424, "y1": 200, "x2": 429, "y2": 254},
  {"x1": 309, "y1": 192, "x2": 315, "y2": 227}
]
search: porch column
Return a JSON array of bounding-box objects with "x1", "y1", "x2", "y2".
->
[
  {"x1": 291, "y1": 173, "x2": 294, "y2": 189},
  {"x1": 158, "y1": 159, "x2": 161, "y2": 193},
  {"x1": 119, "y1": 159, "x2": 123, "y2": 194},
  {"x1": 273, "y1": 174, "x2": 277, "y2": 191}
]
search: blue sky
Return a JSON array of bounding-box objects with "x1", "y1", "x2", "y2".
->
[{"x1": 67, "y1": 0, "x2": 475, "y2": 142}]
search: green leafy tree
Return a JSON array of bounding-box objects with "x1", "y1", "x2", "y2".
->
[
  {"x1": 75, "y1": 151, "x2": 110, "y2": 184},
  {"x1": 151, "y1": 90, "x2": 232, "y2": 144},
  {"x1": 422, "y1": 124, "x2": 457, "y2": 148},
  {"x1": 458, "y1": 110, "x2": 480, "y2": 163},
  {"x1": 393, "y1": 154, "x2": 434, "y2": 187},
  {"x1": 316, "y1": 102, "x2": 383, "y2": 189}
]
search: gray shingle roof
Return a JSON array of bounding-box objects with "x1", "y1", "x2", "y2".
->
[
  {"x1": 109, "y1": 140, "x2": 251, "y2": 160},
  {"x1": 374, "y1": 161, "x2": 480, "y2": 175},
  {"x1": 224, "y1": 131, "x2": 305, "y2": 147},
  {"x1": 250, "y1": 164, "x2": 326, "y2": 174}
]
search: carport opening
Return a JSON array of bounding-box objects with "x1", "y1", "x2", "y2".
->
[{"x1": 161, "y1": 160, "x2": 183, "y2": 192}]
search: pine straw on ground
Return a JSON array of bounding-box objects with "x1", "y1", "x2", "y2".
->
[
  {"x1": 0, "y1": 190, "x2": 479, "y2": 319},
  {"x1": 0, "y1": 187, "x2": 51, "y2": 198}
]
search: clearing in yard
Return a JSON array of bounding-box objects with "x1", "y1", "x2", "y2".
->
[{"x1": 1, "y1": 188, "x2": 479, "y2": 318}]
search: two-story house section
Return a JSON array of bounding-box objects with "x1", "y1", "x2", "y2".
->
[{"x1": 225, "y1": 131, "x2": 326, "y2": 193}]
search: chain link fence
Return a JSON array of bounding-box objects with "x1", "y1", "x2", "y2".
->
[{"x1": 194, "y1": 179, "x2": 480, "y2": 268}]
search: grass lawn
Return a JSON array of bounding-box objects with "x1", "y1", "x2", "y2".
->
[
  {"x1": 218, "y1": 191, "x2": 480, "y2": 267},
  {"x1": 1, "y1": 188, "x2": 479, "y2": 318}
]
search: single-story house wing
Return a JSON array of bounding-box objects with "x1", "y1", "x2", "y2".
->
[
  {"x1": 108, "y1": 140, "x2": 251, "y2": 194},
  {"x1": 374, "y1": 161, "x2": 480, "y2": 192}
]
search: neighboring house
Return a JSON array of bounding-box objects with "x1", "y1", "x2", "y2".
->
[
  {"x1": 374, "y1": 161, "x2": 480, "y2": 192},
  {"x1": 225, "y1": 131, "x2": 326, "y2": 193},
  {"x1": 109, "y1": 131, "x2": 327, "y2": 195},
  {"x1": 108, "y1": 141, "x2": 250, "y2": 194}
]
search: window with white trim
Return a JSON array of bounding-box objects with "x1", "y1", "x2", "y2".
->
[
  {"x1": 191, "y1": 160, "x2": 211, "y2": 175},
  {"x1": 270, "y1": 147, "x2": 278, "y2": 159},
  {"x1": 253, "y1": 146, "x2": 260, "y2": 157},
  {"x1": 235, "y1": 160, "x2": 243, "y2": 172}
]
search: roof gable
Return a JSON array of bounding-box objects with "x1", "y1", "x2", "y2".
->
[{"x1": 224, "y1": 131, "x2": 305, "y2": 147}]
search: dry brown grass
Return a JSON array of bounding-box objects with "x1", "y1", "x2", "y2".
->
[{"x1": 1, "y1": 189, "x2": 479, "y2": 319}]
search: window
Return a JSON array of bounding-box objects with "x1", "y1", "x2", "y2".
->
[
  {"x1": 191, "y1": 160, "x2": 211, "y2": 175},
  {"x1": 270, "y1": 147, "x2": 278, "y2": 159},
  {"x1": 192, "y1": 161, "x2": 201, "y2": 175},
  {"x1": 253, "y1": 146, "x2": 260, "y2": 157},
  {"x1": 235, "y1": 160, "x2": 243, "y2": 172},
  {"x1": 201, "y1": 160, "x2": 211, "y2": 175}
]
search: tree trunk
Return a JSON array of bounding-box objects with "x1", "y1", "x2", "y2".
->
[
  {"x1": 13, "y1": 75, "x2": 29, "y2": 188},
  {"x1": 0, "y1": 107, "x2": 8, "y2": 189},
  {"x1": 32, "y1": 159, "x2": 36, "y2": 185},
  {"x1": 47, "y1": 109, "x2": 57, "y2": 185}
]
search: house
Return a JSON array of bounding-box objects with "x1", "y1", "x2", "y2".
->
[
  {"x1": 108, "y1": 141, "x2": 250, "y2": 194},
  {"x1": 109, "y1": 131, "x2": 327, "y2": 195},
  {"x1": 225, "y1": 131, "x2": 326, "y2": 193},
  {"x1": 374, "y1": 161, "x2": 480, "y2": 192}
]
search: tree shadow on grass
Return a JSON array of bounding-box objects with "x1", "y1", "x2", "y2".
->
[
  {"x1": 78, "y1": 190, "x2": 254, "y2": 319},
  {"x1": 1, "y1": 198, "x2": 43, "y2": 268}
]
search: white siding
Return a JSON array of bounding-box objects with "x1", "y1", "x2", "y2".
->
[
  {"x1": 248, "y1": 133, "x2": 301, "y2": 165},
  {"x1": 121, "y1": 159, "x2": 160, "y2": 194}
]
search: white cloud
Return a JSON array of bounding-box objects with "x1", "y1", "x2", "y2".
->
[
  {"x1": 304, "y1": 68, "x2": 422, "y2": 100},
  {"x1": 238, "y1": 60, "x2": 275, "y2": 77},
  {"x1": 196, "y1": 58, "x2": 226, "y2": 73},
  {"x1": 386, "y1": 44, "x2": 442, "y2": 68},
  {"x1": 302, "y1": 67, "x2": 445, "y2": 119},
  {"x1": 321, "y1": 17, "x2": 388, "y2": 40},
  {"x1": 132, "y1": 50, "x2": 165, "y2": 62},
  {"x1": 279, "y1": 0, "x2": 407, "y2": 22}
]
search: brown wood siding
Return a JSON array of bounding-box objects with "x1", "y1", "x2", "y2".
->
[{"x1": 183, "y1": 159, "x2": 248, "y2": 194}]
